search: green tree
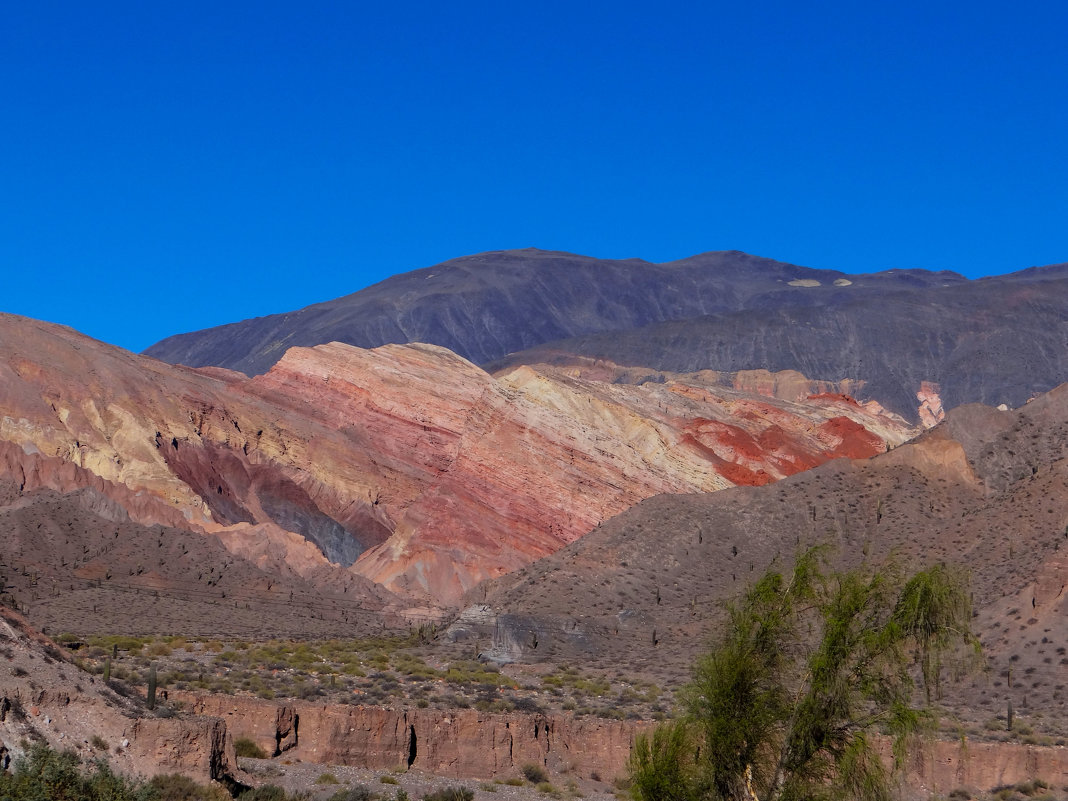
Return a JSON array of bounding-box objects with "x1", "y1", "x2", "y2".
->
[{"x1": 629, "y1": 550, "x2": 979, "y2": 801}]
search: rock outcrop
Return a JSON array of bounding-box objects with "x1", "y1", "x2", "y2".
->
[
  {"x1": 916, "y1": 380, "x2": 946, "y2": 427},
  {"x1": 178, "y1": 692, "x2": 643, "y2": 782}
]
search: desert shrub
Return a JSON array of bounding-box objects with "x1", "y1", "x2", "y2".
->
[
  {"x1": 89, "y1": 734, "x2": 108, "y2": 751},
  {"x1": 0, "y1": 743, "x2": 225, "y2": 801},
  {"x1": 511, "y1": 696, "x2": 543, "y2": 714},
  {"x1": 628, "y1": 552, "x2": 979, "y2": 801},
  {"x1": 234, "y1": 737, "x2": 268, "y2": 759},
  {"x1": 146, "y1": 641, "x2": 173, "y2": 657},
  {"x1": 422, "y1": 788, "x2": 473, "y2": 801},
  {"x1": 316, "y1": 772, "x2": 341, "y2": 784},
  {"x1": 522, "y1": 763, "x2": 549, "y2": 784},
  {"x1": 149, "y1": 772, "x2": 231, "y2": 801},
  {"x1": 478, "y1": 782, "x2": 498, "y2": 792},
  {"x1": 242, "y1": 785, "x2": 290, "y2": 801},
  {"x1": 328, "y1": 787, "x2": 375, "y2": 801},
  {"x1": 380, "y1": 775, "x2": 399, "y2": 784}
]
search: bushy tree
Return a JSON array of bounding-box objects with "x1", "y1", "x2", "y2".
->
[
  {"x1": 629, "y1": 550, "x2": 979, "y2": 801},
  {"x1": 0, "y1": 743, "x2": 231, "y2": 801}
]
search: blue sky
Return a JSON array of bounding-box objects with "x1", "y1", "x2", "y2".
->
[{"x1": 2, "y1": 1, "x2": 1066, "y2": 352}]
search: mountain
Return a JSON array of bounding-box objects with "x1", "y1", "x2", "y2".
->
[
  {"x1": 455, "y1": 383, "x2": 1068, "y2": 735},
  {"x1": 143, "y1": 249, "x2": 1068, "y2": 421},
  {"x1": 153, "y1": 248, "x2": 951, "y2": 375},
  {"x1": 0, "y1": 313, "x2": 913, "y2": 617}
]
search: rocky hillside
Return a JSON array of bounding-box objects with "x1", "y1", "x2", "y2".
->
[
  {"x1": 0, "y1": 313, "x2": 913, "y2": 617},
  {"x1": 0, "y1": 606, "x2": 239, "y2": 786},
  {"x1": 143, "y1": 248, "x2": 1068, "y2": 421},
  {"x1": 462, "y1": 383, "x2": 1068, "y2": 735}
]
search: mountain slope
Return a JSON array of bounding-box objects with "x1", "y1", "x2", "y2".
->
[{"x1": 460, "y1": 384, "x2": 1068, "y2": 734}]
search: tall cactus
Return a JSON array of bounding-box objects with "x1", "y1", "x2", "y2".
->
[
  {"x1": 147, "y1": 663, "x2": 157, "y2": 710},
  {"x1": 102, "y1": 656, "x2": 111, "y2": 683}
]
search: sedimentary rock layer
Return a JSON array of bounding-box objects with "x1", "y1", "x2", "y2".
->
[{"x1": 0, "y1": 313, "x2": 915, "y2": 606}]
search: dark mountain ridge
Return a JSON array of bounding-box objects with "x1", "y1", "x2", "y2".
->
[
  {"x1": 144, "y1": 248, "x2": 1067, "y2": 421},
  {"x1": 144, "y1": 248, "x2": 968, "y2": 377}
]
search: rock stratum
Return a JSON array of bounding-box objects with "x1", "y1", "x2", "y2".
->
[
  {"x1": 144, "y1": 248, "x2": 1068, "y2": 422},
  {"x1": 0, "y1": 313, "x2": 914, "y2": 617}
]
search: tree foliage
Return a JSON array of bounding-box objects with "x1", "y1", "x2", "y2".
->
[
  {"x1": 629, "y1": 550, "x2": 979, "y2": 801},
  {"x1": 0, "y1": 742, "x2": 233, "y2": 801}
]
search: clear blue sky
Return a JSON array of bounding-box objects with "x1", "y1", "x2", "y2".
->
[{"x1": 2, "y1": 1, "x2": 1066, "y2": 352}]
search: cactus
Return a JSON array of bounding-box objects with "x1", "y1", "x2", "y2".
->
[
  {"x1": 1007, "y1": 699, "x2": 1013, "y2": 731},
  {"x1": 102, "y1": 657, "x2": 111, "y2": 683},
  {"x1": 147, "y1": 663, "x2": 157, "y2": 710}
]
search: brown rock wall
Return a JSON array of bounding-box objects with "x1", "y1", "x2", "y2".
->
[
  {"x1": 177, "y1": 692, "x2": 1068, "y2": 797},
  {"x1": 177, "y1": 693, "x2": 640, "y2": 781}
]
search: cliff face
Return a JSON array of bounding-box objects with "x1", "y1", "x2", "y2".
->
[
  {"x1": 0, "y1": 314, "x2": 915, "y2": 607},
  {"x1": 177, "y1": 692, "x2": 1068, "y2": 799},
  {"x1": 179, "y1": 692, "x2": 645, "y2": 782}
]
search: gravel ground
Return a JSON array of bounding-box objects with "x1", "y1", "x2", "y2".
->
[{"x1": 237, "y1": 756, "x2": 620, "y2": 801}]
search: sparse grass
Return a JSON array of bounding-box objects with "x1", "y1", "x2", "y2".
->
[{"x1": 70, "y1": 632, "x2": 678, "y2": 722}]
